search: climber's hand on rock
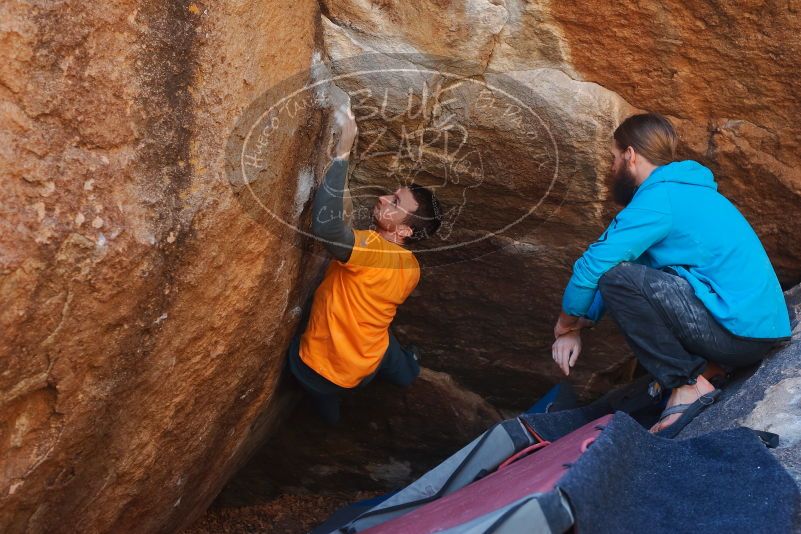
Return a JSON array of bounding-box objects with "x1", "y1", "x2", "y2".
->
[
  {"x1": 552, "y1": 331, "x2": 582, "y2": 376},
  {"x1": 333, "y1": 103, "x2": 358, "y2": 160}
]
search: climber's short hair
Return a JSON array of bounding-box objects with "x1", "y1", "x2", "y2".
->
[
  {"x1": 614, "y1": 113, "x2": 678, "y2": 166},
  {"x1": 404, "y1": 184, "x2": 443, "y2": 243}
]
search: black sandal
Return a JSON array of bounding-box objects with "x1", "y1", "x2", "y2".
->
[{"x1": 654, "y1": 389, "x2": 721, "y2": 439}]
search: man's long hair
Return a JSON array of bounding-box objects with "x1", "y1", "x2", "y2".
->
[{"x1": 614, "y1": 113, "x2": 678, "y2": 165}]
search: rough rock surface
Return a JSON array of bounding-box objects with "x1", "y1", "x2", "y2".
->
[
  {"x1": 1, "y1": 1, "x2": 328, "y2": 532},
  {"x1": 5, "y1": 1, "x2": 801, "y2": 533}
]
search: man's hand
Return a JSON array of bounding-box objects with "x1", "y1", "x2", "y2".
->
[
  {"x1": 552, "y1": 331, "x2": 582, "y2": 376},
  {"x1": 553, "y1": 311, "x2": 595, "y2": 338},
  {"x1": 333, "y1": 103, "x2": 358, "y2": 160},
  {"x1": 554, "y1": 311, "x2": 580, "y2": 338}
]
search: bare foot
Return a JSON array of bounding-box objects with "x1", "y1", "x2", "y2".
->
[{"x1": 650, "y1": 374, "x2": 716, "y2": 433}]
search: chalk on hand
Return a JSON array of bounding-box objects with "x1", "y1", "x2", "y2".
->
[{"x1": 334, "y1": 103, "x2": 354, "y2": 127}]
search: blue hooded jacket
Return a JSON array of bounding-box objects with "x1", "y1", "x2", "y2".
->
[{"x1": 562, "y1": 160, "x2": 791, "y2": 340}]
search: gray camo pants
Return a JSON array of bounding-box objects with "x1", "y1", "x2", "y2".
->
[{"x1": 598, "y1": 262, "x2": 779, "y2": 389}]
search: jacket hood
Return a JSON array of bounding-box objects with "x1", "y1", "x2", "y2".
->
[{"x1": 642, "y1": 160, "x2": 718, "y2": 190}]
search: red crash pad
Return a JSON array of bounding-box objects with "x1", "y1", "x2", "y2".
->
[{"x1": 365, "y1": 414, "x2": 614, "y2": 534}]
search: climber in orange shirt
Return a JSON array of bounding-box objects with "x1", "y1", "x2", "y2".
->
[{"x1": 287, "y1": 103, "x2": 443, "y2": 424}]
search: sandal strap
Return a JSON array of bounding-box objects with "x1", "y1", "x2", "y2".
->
[
  {"x1": 658, "y1": 392, "x2": 719, "y2": 421},
  {"x1": 658, "y1": 403, "x2": 692, "y2": 420}
]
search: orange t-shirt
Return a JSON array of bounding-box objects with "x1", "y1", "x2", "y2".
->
[{"x1": 299, "y1": 229, "x2": 420, "y2": 388}]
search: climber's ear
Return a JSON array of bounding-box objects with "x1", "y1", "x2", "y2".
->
[{"x1": 397, "y1": 223, "x2": 413, "y2": 240}]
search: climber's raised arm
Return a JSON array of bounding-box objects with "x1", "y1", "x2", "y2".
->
[{"x1": 311, "y1": 104, "x2": 358, "y2": 262}]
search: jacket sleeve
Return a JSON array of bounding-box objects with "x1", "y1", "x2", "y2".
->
[
  {"x1": 311, "y1": 158, "x2": 355, "y2": 262},
  {"x1": 585, "y1": 290, "x2": 605, "y2": 322},
  {"x1": 562, "y1": 206, "x2": 672, "y2": 317}
]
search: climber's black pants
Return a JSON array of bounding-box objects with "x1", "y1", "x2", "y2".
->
[
  {"x1": 598, "y1": 263, "x2": 779, "y2": 389},
  {"x1": 286, "y1": 331, "x2": 420, "y2": 424}
]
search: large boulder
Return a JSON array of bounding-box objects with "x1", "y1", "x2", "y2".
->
[{"x1": 1, "y1": 1, "x2": 330, "y2": 532}]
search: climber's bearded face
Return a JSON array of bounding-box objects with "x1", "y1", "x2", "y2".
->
[
  {"x1": 609, "y1": 142, "x2": 638, "y2": 207},
  {"x1": 373, "y1": 186, "x2": 418, "y2": 238}
]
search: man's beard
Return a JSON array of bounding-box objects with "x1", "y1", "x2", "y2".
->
[{"x1": 611, "y1": 164, "x2": 638, "y2": 206}]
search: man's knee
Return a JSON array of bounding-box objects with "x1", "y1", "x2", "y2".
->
[{"x1": 599, "y1": 262, "x2": 641, "y2": 298}]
